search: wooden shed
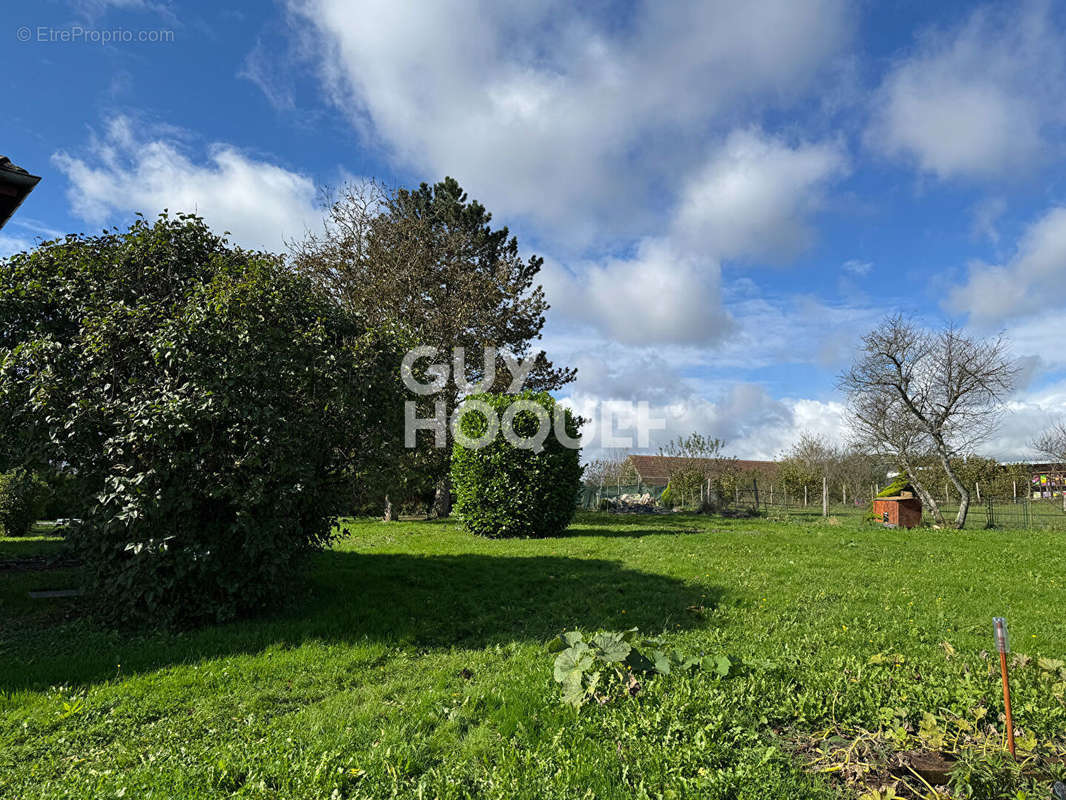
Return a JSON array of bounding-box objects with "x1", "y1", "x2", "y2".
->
[{"x1": 872, "y1": 488, "x2": 922, "y2": 529}]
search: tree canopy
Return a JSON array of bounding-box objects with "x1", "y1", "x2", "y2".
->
[
  {"x1": 0, "y1": 213, "x2": 406, "y2": 624},
  {"x1": 840, "y1": 316, "x2": 1014, "y2": 528},
  {"x1": 291, "y1": 177, "x2": 576, "y2": 514}
]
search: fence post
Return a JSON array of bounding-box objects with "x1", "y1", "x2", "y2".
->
[
  {"x1": 976, "y1": 482, "x2": 981, "y2": 503},
  {"x1": 770, "y1": 484, "x2": 774, "y2": 505},
  {"x1": 842, "y1": 484, "x2": 847, "y2": 505},
  {"x1": 1013, "y1": 480, "x2": 1017, "y2": 502},
  {"x1": 804, "y1": 485, "x2": 808, "y2": 507},
  {"x1": 986, "y1": 496, "x2": 994, "y2": 529},
  {"x1": 753, "y1": 478, "x2": 760, "y2": 509},
  {"x1": 822, "y1": 475, "x2": 828, "y2": 518}
]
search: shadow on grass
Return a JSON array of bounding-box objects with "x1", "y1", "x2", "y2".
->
[
  {"x1": 562, "y1": 511, "x2": 723, "y2": 538},
  {"x1": 562, "y1": 524, "x2": 710, "y2": 538},
  {"x1": 0, "y1": 551, "x2": 718, "y2": 692}
]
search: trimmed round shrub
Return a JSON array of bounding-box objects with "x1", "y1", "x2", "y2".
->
[
  {"x1": 451, "y1": 391, "x2": 582, "y2": 538},
  {"x1": 0, "y1": 468, "x2": 48, "y2": 537}
]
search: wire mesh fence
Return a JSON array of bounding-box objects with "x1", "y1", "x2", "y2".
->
[
  {"x1": 582, "y1": 480, "x2": 1066, "y2": 530},
  {"x1": 719, "y1": 486, "x2": 874, "y2": 520},
  {"x1": 716, "y1": 486, "x2": 1066, "y2": 530},
  {"x1": 979, "y1": 496, "x2": 1066, "y2": 530}
]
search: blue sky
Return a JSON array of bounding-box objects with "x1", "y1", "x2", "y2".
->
[{"x1": 5, "y1": 0, "x2": 1066, "y2": 459}]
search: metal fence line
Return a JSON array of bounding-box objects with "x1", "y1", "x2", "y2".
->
[{"x1": 579, "y1": 481, "x2": 1066, "y2": 530}]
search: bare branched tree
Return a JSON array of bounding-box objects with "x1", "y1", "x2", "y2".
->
[
  {"x1": 847, "y1": 388, "x2": 946, "y2": 525},
  {"x1": 839, "y1": 316, "x2": 1015, "y2": 529},
  {"x1": 1033, "y1": 420, "x2": 1066, "y2": 463},
  {"x1": 582, "y1": 454, "x2": 638, "y2": 488},
  {"x1": 779, "y1": 433, "x2": 881, "y2": 506},
  {"x1": 658, "y1": 434, "x2": 736, "y2": 507}
]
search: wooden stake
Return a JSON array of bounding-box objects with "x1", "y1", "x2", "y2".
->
[
  {"x1": 994, "y1": 617, "x2": 1016, "y2": 759},
  {"x1": 822, "y1": 475, "x2": 828, "y2": 517}
]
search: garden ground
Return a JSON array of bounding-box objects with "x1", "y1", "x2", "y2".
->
[{"x1": 2, "y1": 513, "x2": 1066, "y2": 799}]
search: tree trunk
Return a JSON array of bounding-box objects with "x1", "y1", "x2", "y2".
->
[
  {"x1": 431, "y1": 476, "x2": 452, "y2": 518},
  {"x1": 383, "y1": 494, "x2": 393, "y2": 522},
  {"x1": 898, "y1": 452, "x2": 945, "y2": 526},
  {"x1": 934, "y1": 445, "x2": 970, "y2": 528}
]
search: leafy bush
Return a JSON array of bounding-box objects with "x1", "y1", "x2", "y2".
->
[
  {"x1": 0, "y1": 468, "x2": 48, "y2": 536},
  {"x1": 547, "y1": 628, "x2": 744, "y2": 708},
  {"x1": 450, "y1": 391, "x2": 582, "y2": 538},
  {"x1": 0, "y1": 214, "x2": 407, "y2": 625},
  {"x1": 659, "y1": 484, "x2": 674, "y2": 508}
]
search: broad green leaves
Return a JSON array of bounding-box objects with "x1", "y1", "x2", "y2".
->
[
  {"x1": 451, "y1": 391, "x2": 583, "y2": 539},
  {"x1": 548, "y1": 628, "x2": 746, "y2": 708}
]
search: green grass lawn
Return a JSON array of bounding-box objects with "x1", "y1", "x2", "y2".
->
[{"x1": 2, "y1": 513, "x2": 1066, "y2": 799}]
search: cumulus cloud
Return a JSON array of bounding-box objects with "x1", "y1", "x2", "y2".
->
[
  {"x1": 947, "y1": 206, "x2": 1066, "y2": 322},
  {"x1": 868, "y1": 2, "x2": 1066, "y2": 180},
  {"x1": 541, "y1": 129, "x2": 847, "y2": 345},
  {"x1": 285, "y1": 0, "x2": 852, "y2": 240},
  {"x1": 561, "y1": 378, "x2": 846, "y2": 462},
  {"x1": 981, "y1": 379, "x2": 1066, "y2": 460},
  {"x1": 672, "y1": 129, "x2": 847, "y2": 262},
  {"x1": 53, "y1": 116, "x2": 322, "y2": 252},
  {"x1": 542, "y1": 241, "x2": 731, "y2": 347}
]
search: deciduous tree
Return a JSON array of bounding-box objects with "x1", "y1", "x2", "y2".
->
[
  {"x1": 839, "y1": 316, "x2": 1014, "y2": 528},
  {"x1": 291, "y1": 177, "x2": 575, "y2": 515}
]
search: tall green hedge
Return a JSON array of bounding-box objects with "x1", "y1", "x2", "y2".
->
[
  {"x1": 0, "y1": 469, "x2": 48, "y2": 537},
  {"x1": 451, "y1": 391, "x2": 582, "y2": 538}
]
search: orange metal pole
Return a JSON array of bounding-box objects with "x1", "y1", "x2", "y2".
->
[
  {"x1": 998, "y1": 649, "x2": 1015, "y2": 758},
  {"x1": 994, "y1": 617, "x2": 1016, "y2": 759}
]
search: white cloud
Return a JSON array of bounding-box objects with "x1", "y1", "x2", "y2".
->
[
  {"x1": 53, "y1": 116, "x2": 322, "y2": 252},
  {"x1": 947, "y1": 206, "x2": 1066, "y2": 322},
  {"x1": 972, "y1": 197, "x2": 1007, "y2": 243},
  {"x1": 868, "y1": 2, "x2": 1066, "y2": 180},
  {"x1": 542, "y1": 240, "x2": 731, "y2": 347},
  {"x1": 286, "y1": 0, "x2": 852, "y2": 241},
  {"x1": 1008, "y1": 311, "x2": 1066, "y2": 371},
  {"x1": 980, "y1": 380, "x2": 1066, "y2": 461},
  {"x1": 842, "y1": 259, "x2": 872, "y2": 276},
  {"x1": 0, "y1": 235, "x2": 34, "y2": 259},
  {"x1": 672, "y1": 129, "x2": 847, "y2": 262},
  {"x1": 541, "y1": 129, "x2": 847, "y2": 345},
  {"x1": 561, "y1": 379, "x2": 846, "y2": 462}
]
